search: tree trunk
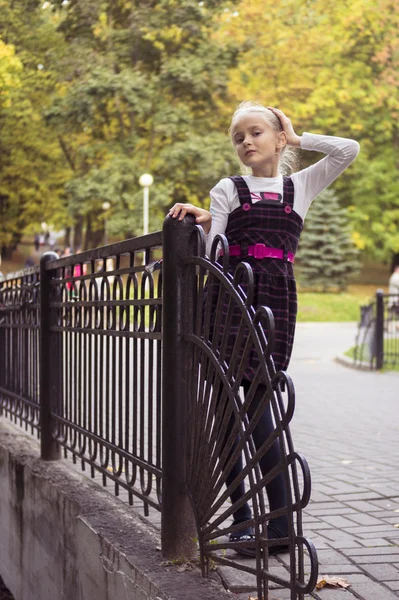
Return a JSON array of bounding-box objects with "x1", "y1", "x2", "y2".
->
[
  {"x1": 64, "y1": 227, "x2": 71, "y2": 248},
  {"x1": 84, "y1": 215, "x2": 92, "y2": 250},
  {"x1": 74, "y1": 216, "x2": 83, "y2": 250},
  {"x1": 391, "y1": 253, "x2": 399, "y2": 273}
]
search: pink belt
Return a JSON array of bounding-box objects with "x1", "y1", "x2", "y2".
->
[{"x1": 221, "y1": 244, "x2": 295, "y2": 263}]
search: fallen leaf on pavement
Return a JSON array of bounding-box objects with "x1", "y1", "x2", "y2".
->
[
  {"x1": 316, "y1": 575, "x2": 351, "y2": 589},
  {"x1": 176, "y1": 563, "x2": 193, "y2": 573}
]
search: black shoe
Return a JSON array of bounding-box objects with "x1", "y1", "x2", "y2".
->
[
  {"x1": 229, "y1": 525, "x2": 289, "y2": 558},
  {"x1": 267, "y1": 524, "x2": 289, "y2": 556},
  {"x1": 229, "y1": 530, "x2": 257, "y2": 558},
  {"x1": 229, "y1": 521, "x2": 256, "y2": 558}
]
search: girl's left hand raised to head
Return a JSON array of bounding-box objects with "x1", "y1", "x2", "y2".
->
[
  {"x1": 168, "y1": 203, "x2": 212, "y2": 234},
  {"x1": 267, "y1": 107, "x2": 302, "y2": 148}
]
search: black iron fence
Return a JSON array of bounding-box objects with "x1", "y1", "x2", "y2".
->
[
  {"x1": 0, "y1": 220, "x2": 318, "y2": 599},
  {"x1": 1, "y1": 235, "x2": 163, "y2": 513},
  {"x1": 354, "y1": 290, "x2": 399, "y2": 369}
]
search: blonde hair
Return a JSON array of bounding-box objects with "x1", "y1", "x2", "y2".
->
[{"x1": 229, "y1": 101, "x2": 298, "y2": 175}]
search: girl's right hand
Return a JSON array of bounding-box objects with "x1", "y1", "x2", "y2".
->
[
  {"x1": 267, "y1": 107, "x2": 302, "y2": 147},
  {"x1": 168, "y1": 203, "x2": 212, "y2": 233}
]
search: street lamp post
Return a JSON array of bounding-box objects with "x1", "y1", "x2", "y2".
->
[
  {"x1": 139, "y1": 173, "x2": 154, "y2": 237},
  {"x1": 102, "y1": 201, "x2": 111, "y2": 245}
]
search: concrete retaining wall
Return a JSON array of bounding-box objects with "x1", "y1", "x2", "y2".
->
[{"x1": 0, "y1": 420, "x2": 230, "y2": 600}]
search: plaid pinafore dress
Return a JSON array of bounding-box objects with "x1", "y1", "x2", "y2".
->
[{"x1": 216, "y1": 175, "x2": 303, "y2": 380}]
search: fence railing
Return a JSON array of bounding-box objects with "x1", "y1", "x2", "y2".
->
[
  {"x1": 1, "y1": 235, "x2": 163, "y2": 514},
  {"x1": 0, "y1": 221, "x2": 318, "y2": 599},
  {"x1": 354, "y1": 290, "x2": 399, "y2": 369},
  {"x1": 0, "y1": 266, "x2": 40, "y2": 434}
]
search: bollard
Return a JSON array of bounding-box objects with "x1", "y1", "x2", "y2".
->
[
  {"x1": 375, "y1": 289, "x2": 384, "y2": 370},
  {"x1": 40, "y1": 252, "x2": 61, "y2": 460},
  {"x1": 161, "y1": 214, "x2": 197, "y2": 560}
]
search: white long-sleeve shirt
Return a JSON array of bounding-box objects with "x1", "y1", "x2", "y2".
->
[{"x1": 206, "y1": 132, "x2": 360, "y2": 256}]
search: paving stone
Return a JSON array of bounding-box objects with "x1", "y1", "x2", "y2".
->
[
  {"x1": 352, "y1": 555, "x2": 399, "y2": 564},
  {"x1": 308, "y1": 523, "x2": 335, "y2": 531},
  {"x1": 350, "y1": 581, "x2": 399, "y2": 600},
  {"x1": 344, "y1": 524, "x2": 398, "y2": 535},
  {"x1": 358, "y1": 563, "x2": 399, "y2": 580},
  {"x1": 370, "y1": 511, "x2": 399, "y2": 519},
  {"x1": 218, "y1": 563, "x2": 289, "y2": 593},
  {"x1": 317, "y1": 531, "x2": 363, "y2": 544},
  {"x1": 316, "y1": 549, "x2": 354, "y2": 566},
  {"x1": 331, "y1": 492, "x2": 385, "y2": 502},
  {"x1": 369, "y1": 499, "x2": 399, "y2": 510},
  {"x1": 319, "y1": 515, "x2": 364, "y2": 529},
  {"x1": 344, "y1": 513, "x2": 387, "y2": 526},
  {"x1": 358, "y1": 538, "x2": 399, "y2": 547},
  {"x1": 310, "y1": 587, "x2": 357, "y2": 599},
  {"x1": 311, "y1": 491, "x2": 337, "y2": 503},
  {"x1": 347, "y1": 546, "x2": 399, "y2": 556},
  {"x1": 308, "y1": 501, "x2": 338, "y2": 510},
  {"x1": 382, "y1": 517, "x2": 399, "y2": 524},
  {"x1": 327, "y1": 540, "x2": 364, "y2": 550},
  {"x1": 307, "y1": 508, "x2": 357, "y2": 517}
]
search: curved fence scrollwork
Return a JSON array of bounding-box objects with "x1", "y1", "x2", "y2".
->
[
  {"x1": 0, "y1": 267, "x2": 41, "y2": 433},
  {"x1": 182, "y1": 227, "x2": 318, "y2": 600},
  {"x1": 46, "y1": 240, "x2": 163, "y2": 512}
]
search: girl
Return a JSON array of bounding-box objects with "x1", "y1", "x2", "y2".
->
[{"x1": 169, "y1": 101, "x2": 359, "y2": 556}]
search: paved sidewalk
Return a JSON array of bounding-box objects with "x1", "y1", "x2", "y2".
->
[
  {"x1": 167, "y1": 322, "x2": 399, "y2": 599},
  {"x1": 284, "y1": 322, "x2": 399, "y2": 599},
  {"x1": 74, "y1": 321, "x2": 398, "y2": 599}
]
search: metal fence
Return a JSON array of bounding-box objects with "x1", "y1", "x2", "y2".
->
[
  {"x1": 354, "y1": 290, "x2": 399, "y2": 369},
  {"x1": 0, "y1": 235, "x2": 163, "y2": 513},
  {"x1": 0, "y1": 266, "x2": 40, "y2": 434},
  {"x1": 162, "y1": 217, "x2": 318, "y2": 599},
  {"x1": 0, "y1": 220, "x2": 318, "y2": 599}
]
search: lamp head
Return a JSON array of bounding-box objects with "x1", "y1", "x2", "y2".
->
[{"x1": 139, "y1": 173, "x2": 154, "y2": 187}]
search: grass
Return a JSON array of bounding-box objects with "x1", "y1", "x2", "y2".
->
[
  {"x1": 344, "y1": 340, "x2": 399, "y2": 372},
  {"x1": 297, "y1": 285, "x2": 386, "y2": 322}
]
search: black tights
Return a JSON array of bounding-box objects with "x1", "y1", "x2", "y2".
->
[{"x1": 224, "y1": 380, "x2": 288, "y2": 536}]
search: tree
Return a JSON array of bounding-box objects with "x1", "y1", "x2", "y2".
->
[
  {"x1": 0, "y1": 0, "x2": 71, "y2": 258},
  {"x1": 44, "y1": 0, "x2": 240, "y2": 247},
  {"x1": 296, "y1": 189, "x2": 360, "y2": 291},
  {"x1": 214, "y1": 0, "x2": 399, "y2": 263}
]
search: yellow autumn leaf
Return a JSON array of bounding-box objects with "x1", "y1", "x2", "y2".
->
[{"x1": 316, "y1": 575, "x2": 351, "y2": 589}]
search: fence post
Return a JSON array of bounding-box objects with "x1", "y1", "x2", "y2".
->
[
  {"x1": 375, "y1": 289, "x2": 384, "y2": 370},
  {"x1": 161, "y1": 214, "x2": 197, "y2": 560},
  {"x1": 40, "y1": 252, "x2": 61, "y2": 460}
]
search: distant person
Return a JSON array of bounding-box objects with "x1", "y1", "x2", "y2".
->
[
  {"x1": 73, "y1": 247, "x2": 87, "y2": 277},
  {"x1": 388, "y1": 266, "x2": 399, "y2": 325},
  {"x1": 25, "y1": 256, "x2": 35, "y2": 268},
  {"x1": 48, "y1": 232, "x2": 56, "y2": 250},
  {"x1": 34, "y1": 234, "x2": 40, "y2": 252},
  {"x1": 61, "y1": 246, "x2": 73, "y2": 294},
  {"x1": 389, "y1": 265, "x2": 399, "y2": 297}
]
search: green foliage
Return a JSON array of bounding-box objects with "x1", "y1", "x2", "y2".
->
[
  {"x1": 216, "y1": 0, "x2": 399, "y2": 263},
  {"x1": 296, "y1": 189, "x2": 360, "y2": 291},
  {"x1": 42, "y1": 0, "x2": 239, "y2": 246},
  {"x1": 2, "y1": 0, "x2": 399, "y2": 261},
  {"x1": 0, "y1": 0, "x2": 70, "y2": 255}
]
